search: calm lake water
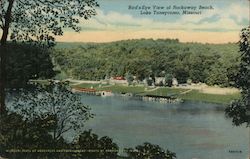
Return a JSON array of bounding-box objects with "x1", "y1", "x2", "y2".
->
[{"x1": 80, "y1": 95, "x2": 249, "y2": 159}]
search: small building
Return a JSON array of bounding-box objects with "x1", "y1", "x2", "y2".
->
[
  {"x1": 109, "y1": 76, "x2": 128, "y2": 85},
  {"x1": 172, "y1": 78, "x2": 178, "y2": 86},
  {"x1": 113, "y1": 76, "x2": 125, "y2": 80},
  {"x1": 155, "y1": 77, "x2": 166, "y2": 86},
  {"x1": 100, "y1": 91, "x2": 113, "y2": 97}
]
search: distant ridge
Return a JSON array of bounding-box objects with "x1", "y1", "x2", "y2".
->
[{"x1": 55, "y1": 39, "x2": 237, "y2": 49}]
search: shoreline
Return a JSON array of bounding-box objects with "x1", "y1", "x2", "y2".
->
[
  {"x1": 29, "y1": 79, "x2": 240, "y2": 105},
  {"x1": 70, "y1": 82, "x2": 240, "y2": 105}
]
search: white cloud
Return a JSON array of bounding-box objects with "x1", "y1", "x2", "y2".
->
[{"x1": 79, "y1": 3, "x2": 248, "y2": 32}]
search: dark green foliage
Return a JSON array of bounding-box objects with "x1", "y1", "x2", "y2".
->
[
  {"x1": 0, "y1": 0, "x2": 99, "y2": 112},
  {"x1": 173, "y1": 65, "x2": 189, "y2": 84},
  {"x1": 5, "y1": 43, "x2": 55, "y2": 88},
  {"x1": 235, "y1": 28, "x2": 250, "y2": 90},
  {"x1": 1, "y1": 82, "x2": 120, "y2": 159},
  {"x1": 206, "y1": 63, "x2": 229, "y2": 86},
  {"x1": 0, "y1": 0, "x2": 99, "y2": 45},
  {"x1": 53, "y1": 39, "x2": 239, "y2": 86},
  {"x1": 165, "y1": 74, "x2": 173, "y2": 87},
  {"x1": 72, "y1": 130, "x2": 119, "y2": 159},
  {"x1": 225, "y1": 27, "x2": 250, "y2": 127},
  {"x1": 0, "y1": 114, "x2": 119, "y2": 159},
  {"x1": 125, "y1": 142, "x2": 176, "y2": 159},
  {"x1": 0, "y1": 112, "x2": 70, "y2": 159},
  {"x1": 225, "y1": 99, "x2": 249, "y2": 126},
  {"x1": 145, "y1": 77, "x2": 154, "y2": 86},
  {"x1": 125, "y1": 72, "x2": 134, "y2": 85},
  {"x1": 11, "y1": 81, "x2": 93, "y2": 141}
]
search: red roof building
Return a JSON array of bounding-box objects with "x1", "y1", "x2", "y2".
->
[{"x1": 113, "y1": 76, "x2": 125, "y2": 80}]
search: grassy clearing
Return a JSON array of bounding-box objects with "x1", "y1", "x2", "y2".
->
[
  {"x1": 72, "y1": 84, "x2": 156, "y2": 94},
  {"x1": 179, "y1": 90, "x2": 241, "y2": 105},
  {"x1": 73, "y1": 83, "x2": 102, "y2": 89},
  {"x1": 97, "y1": 85, "x2": 146, "y2": 94}
]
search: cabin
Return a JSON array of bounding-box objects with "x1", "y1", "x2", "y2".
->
[
  {"x1": 172, "y1": 78, "x2": 178, "y2": 86},
  {"x1": 155, "y1": 77, "x2": 166, "y2": 86},
  {"x1": 110, "y1": 76, "x2": 128, "y2": 85},
  {"x1": 113, "y1": 76, "x2": 125, "y2": 80}
]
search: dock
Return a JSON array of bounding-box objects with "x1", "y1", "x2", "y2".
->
[{"x1": 139, "y1": 94, "x2": 182, "y2": 104}]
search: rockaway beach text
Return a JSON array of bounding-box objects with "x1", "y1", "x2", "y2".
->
[{"x1": 128, "y1": 5, "x2": 214, "y2": 15}]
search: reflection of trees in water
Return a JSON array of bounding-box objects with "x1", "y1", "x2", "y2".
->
[{"x1": 1, "y1": 82, "x2": 176, "y2": 159}]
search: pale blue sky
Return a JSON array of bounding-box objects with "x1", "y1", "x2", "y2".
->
[
  {"x1": 58, "y1": 0, "x2": 249, "y2": 43},
  {"x1": 93, "y1": 0, "x2": 249, "y2": 31}
]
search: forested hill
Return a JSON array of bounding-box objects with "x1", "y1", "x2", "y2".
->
[{"x1": 53, "y1": 39, "x2": 239, "y2": 86}]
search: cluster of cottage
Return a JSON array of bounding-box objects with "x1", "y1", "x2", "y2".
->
[{"x1": 106, "y1": 76, "x2": 179, "y2": 87}]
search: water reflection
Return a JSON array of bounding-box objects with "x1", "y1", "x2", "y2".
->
[{"x1": 81, "y1": 95, "x2": 249, "y2": 159}]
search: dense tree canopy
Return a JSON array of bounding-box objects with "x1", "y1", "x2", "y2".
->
[
  {"x1": 0, "y1": 0, "x2": 99, "y2": 44},
  {"x1": 125, "y1": 142, "x2": 176, "y2": 159},
  {"x1": 6, "y1": 43, "x2": 55, "y2": 88},
  {"x1": 72, "y1": 130, "x2": 119, "y2": 159},
  {"x1": 0, "y1": 0, "x2": 99, "y2": 112},
  {"x1": 10, "y1": 81, "x2": 93, "y2": 141},
  {"x1": 225, "y1": 27, "x2": 250, "y2": 127},
  {"x1": 53, "y1": 39, "x2": 239, "y2": 86},
  {"x1": 0, "y1": 113, "x2": 119, "y2": 159}
]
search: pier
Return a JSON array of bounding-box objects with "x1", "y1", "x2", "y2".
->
[
  {"x1": 139, "y1": 94, "x2": 182, "y2": 104},
  {"x1": 72, "y1": 87, "x2": 182, "y2": 104}
]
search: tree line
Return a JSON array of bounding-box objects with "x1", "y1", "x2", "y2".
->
[{"x1": 53, "y1": 39, "x2": 240, "y2": 87}]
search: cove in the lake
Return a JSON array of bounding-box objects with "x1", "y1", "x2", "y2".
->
[{"x1": 74, "y1": 95, "x2": 249, "y2": 159}]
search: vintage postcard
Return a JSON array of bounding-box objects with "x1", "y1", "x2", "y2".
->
[{"x1": 0, "y1": 0, "x2": 249, "y2": 159}]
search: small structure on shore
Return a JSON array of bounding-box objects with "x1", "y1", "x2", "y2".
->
[
  {"x1": 109, "y1": 76, "x2": 128, "y2": 85},
  {"x1": 172, "y1": 78, "x2": 178, "y2": 86},
  {"x1": 141, "y1": 94, "x2": 182, "y2": 104},
  {"x1": 72, "y1": 87, "x2": 96, "y2": 93},
  {"x1": 100, "y1": 91, "x2": 113, "y2": 97},
  {"x1": 72, "y1": 87, "x2": 98, "y2": 95},
  {"x1": 155, "y1": 77, "x2": 166, "y2": 86},
  {"x1": 72, "y1": 86, "x2": 182, "y2": 104}
]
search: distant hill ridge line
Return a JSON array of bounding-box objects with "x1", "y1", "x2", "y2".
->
[{"x1": 55, "y1": 39, "x2": 237, "y2": 49}]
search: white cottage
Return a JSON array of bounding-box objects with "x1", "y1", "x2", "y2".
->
[
  {"x1": 172, "y1": 78, "x2": 178, "y2": 86},
  {"x1": 155, "y1": 77, "x2": 166, "y2": 86}
]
